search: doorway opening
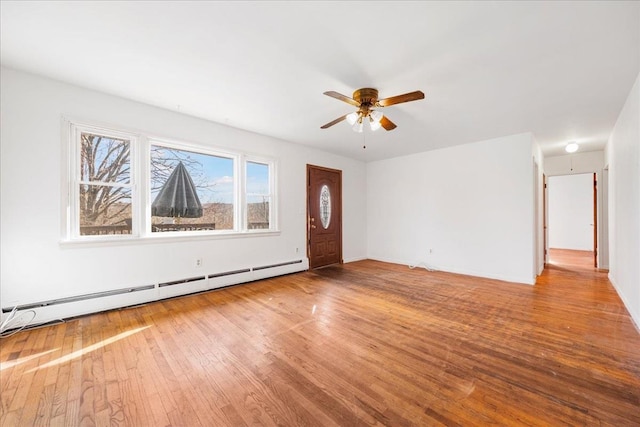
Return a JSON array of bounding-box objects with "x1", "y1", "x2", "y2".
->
[
  {"x1": 546, "y1": 173, "x2": 600, "y2": 270},
  {"x1": 547, "y1": 248, "x2": 595, "y2": 270}
]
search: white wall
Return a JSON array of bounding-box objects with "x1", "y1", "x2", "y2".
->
[
  {"x1": 0, "y1": 67, "x2": 367, "y2": 323},
  {"x1": 544, "y1": 151, "x2": 604, "y2": 176},
  {"x1": 548, "y1": 174, "x2": 594, "y2": 251},
  {"x1": 367, "y1": 133, "x2": 537, "y2": 285},
  {"x1": 605, "y1": 71, "x2": 640, "y2": 329}
]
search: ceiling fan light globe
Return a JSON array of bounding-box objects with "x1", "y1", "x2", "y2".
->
[
  {"x1": 369, "y1": 118, "x2": 382, "y2": 131},
  {"x1": 369, "y1": 110, "x2": 383, "y2": 123},
  {"x1": 352, "y1": 121, "x2": 363, "y2": 133},
  {"x1": 346, "y1": 112, "x2": 359, "y2": 125}
]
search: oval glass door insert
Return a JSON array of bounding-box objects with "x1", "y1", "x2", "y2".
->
[{"x1": 320, "y1": 184, "x2": 331, "y2": 229}]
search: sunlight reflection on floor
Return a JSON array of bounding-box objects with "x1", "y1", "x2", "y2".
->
[
  {"x1": 25, "y1": 325, "x2": 150, "y2": 373},
  {"x1": 0, "y1": 348, "x2": 58, "y2": 371}
]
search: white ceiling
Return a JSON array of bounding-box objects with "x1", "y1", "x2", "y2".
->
[{"x1": 1, "y1": 1, "x2": 638, "y2": 162}]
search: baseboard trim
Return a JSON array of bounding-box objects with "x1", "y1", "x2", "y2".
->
[{"x1": 608, "y1": 273, "x2": 640, "y2": 333}]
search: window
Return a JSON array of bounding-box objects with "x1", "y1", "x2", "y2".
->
[
  {"x1": 69, "y1": 124, "x2": 137, "y2": 238},
  {"x1": 66, "y1": 120, "x2": 277, "y2": 241},
  {"x1": 246, "y1": 161, "x2": 273, "y2": 230},
  {"x1": 149, "y1": 143, "x2": 236, "y2": 233}
]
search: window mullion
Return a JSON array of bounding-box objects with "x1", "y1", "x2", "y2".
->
[
  {"x1": 130, "y1": 133, "x2": 140, "y2": 237},
  {"x1": 238, "y1": 155, "x2": 245, "y2": 232},
  {"x1": 138, "y1": 135, "x2": 149, "y2": 237},
  {"x1": 70, "y1": 122, "x2": 81, "y2": 239}
]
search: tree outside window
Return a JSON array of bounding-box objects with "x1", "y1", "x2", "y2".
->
[{"x1": 79, "y1": 132, "x2": 132, "y2": 236}]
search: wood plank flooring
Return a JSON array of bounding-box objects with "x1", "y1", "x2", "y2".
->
[{"x1": 1, "y1": 251, "x2": 639, "y2": 426}]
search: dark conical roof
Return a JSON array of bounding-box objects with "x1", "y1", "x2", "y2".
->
[{"x1": 151, "y1": 162, "x2": 203, "y2": 218}]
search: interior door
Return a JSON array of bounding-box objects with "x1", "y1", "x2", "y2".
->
[{"x1": 307, "y1": 165, "x2": 342, "y2": 268}]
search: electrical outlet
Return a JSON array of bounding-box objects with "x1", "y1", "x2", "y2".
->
[
  {"x1": 195, "y1": 258, "x2": 203, "y2": 268},
  {"x1": 429, "y1": 248, "x2": 433, "y2": 254},
  {"x1": 295, "y1": 247, "x2": 299, "y2": 254}
]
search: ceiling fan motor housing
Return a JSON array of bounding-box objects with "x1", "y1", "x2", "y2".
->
[{"x1": 353, "y1": 88, "x2": 379, "y2": 107}]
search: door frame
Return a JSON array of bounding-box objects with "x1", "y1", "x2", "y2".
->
[
  {"x1": 543, "y1": 173, "x2": 548, "y2": 266},
  {"x1": 599, "y1": 167, "x2": 609, "y2": 270},
  {"x1": 593, "y1": 172, "x2": 598, "y2": 268},
  {"x1": 544, "y1": 172, "x2": 599, "y2": 268},
  {"x1": 306, "y1": 164, "x2": 343, "y2": 268}
]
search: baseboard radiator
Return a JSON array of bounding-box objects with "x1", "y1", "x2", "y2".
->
[{"x1": 2, "y1": 259, "x2": 308, "y2": 329}]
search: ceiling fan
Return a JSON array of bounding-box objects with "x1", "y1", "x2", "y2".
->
[{"x1": 321, "y1": 87, "x2": 424, "y2": 132}]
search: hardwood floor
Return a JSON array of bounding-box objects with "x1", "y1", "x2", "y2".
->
[{"x1": 1, "y1": 253, "x2": 639, "y2": 426}]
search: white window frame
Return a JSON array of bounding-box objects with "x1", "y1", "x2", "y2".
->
[
  {"x1": 66, "y1": 121, "x2": 139, "y2": 241},
  {"x1": 63, "y1": 119, "x2": 279, "y2": 243},
  {"x1": 243, "y1": 156, "x2": 277, "y2": 232},
  {"x1": 146, "y1": 137, "x2": 240, "y2": 236}
]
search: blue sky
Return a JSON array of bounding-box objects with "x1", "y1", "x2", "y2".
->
[
  {"x1": 246, "y1": 161, "x2": 270, "y2": 203},
  {"x1": 150, "y1": 147, "x2": 269, "y2": 204}
]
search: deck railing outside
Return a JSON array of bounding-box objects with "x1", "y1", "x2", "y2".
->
[{"x1": 80, "y1": 222, "x2": 269, "y2": 235}]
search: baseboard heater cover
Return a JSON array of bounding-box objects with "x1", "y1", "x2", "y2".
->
[
  {"x1": 253, "y1": 259, "x2": 303, "y2": 271},
  {"x1": 158, "y1": 276, "x2": 206, "y2": 288},
  {"x1": 208, "y1": 268, "x2": 251, "y2": 279},
  {"x1": 3, "y1": 258, "x2": 308, "y2": 325},
  {"x1": 2, "y1": 284, "x2": 155, "y2": 313}
]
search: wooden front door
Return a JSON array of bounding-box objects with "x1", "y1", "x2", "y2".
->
[{"x1": 307, "y1": 165, "x2": 342, "y2": 269}]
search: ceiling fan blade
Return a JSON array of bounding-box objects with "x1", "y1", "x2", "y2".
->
[
  {"x1": 377, "y1": 90, "x2": 425, "y2": 107},
  {"x1": 323, "y1": 91, "x2": 360, "y2": 107},
  {"x1": 321, "y1": 114, "x2": 348, "y2": 129},
  {"x1": 380, "y1": 115, "x2": 397, "y2": 131}
]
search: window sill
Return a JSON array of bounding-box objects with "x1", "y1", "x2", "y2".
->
[{"x1": 59, "y1": 229, "x2": 281, "y2": 248}]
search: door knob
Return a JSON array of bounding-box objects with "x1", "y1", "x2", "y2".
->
[{"x1": 311, "y1": 224, "x2": 316, "y2": 229}]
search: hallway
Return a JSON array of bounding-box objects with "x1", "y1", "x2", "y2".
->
[{"x1": 547, "y1": 248, "x2": 596, "y2": 271}]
